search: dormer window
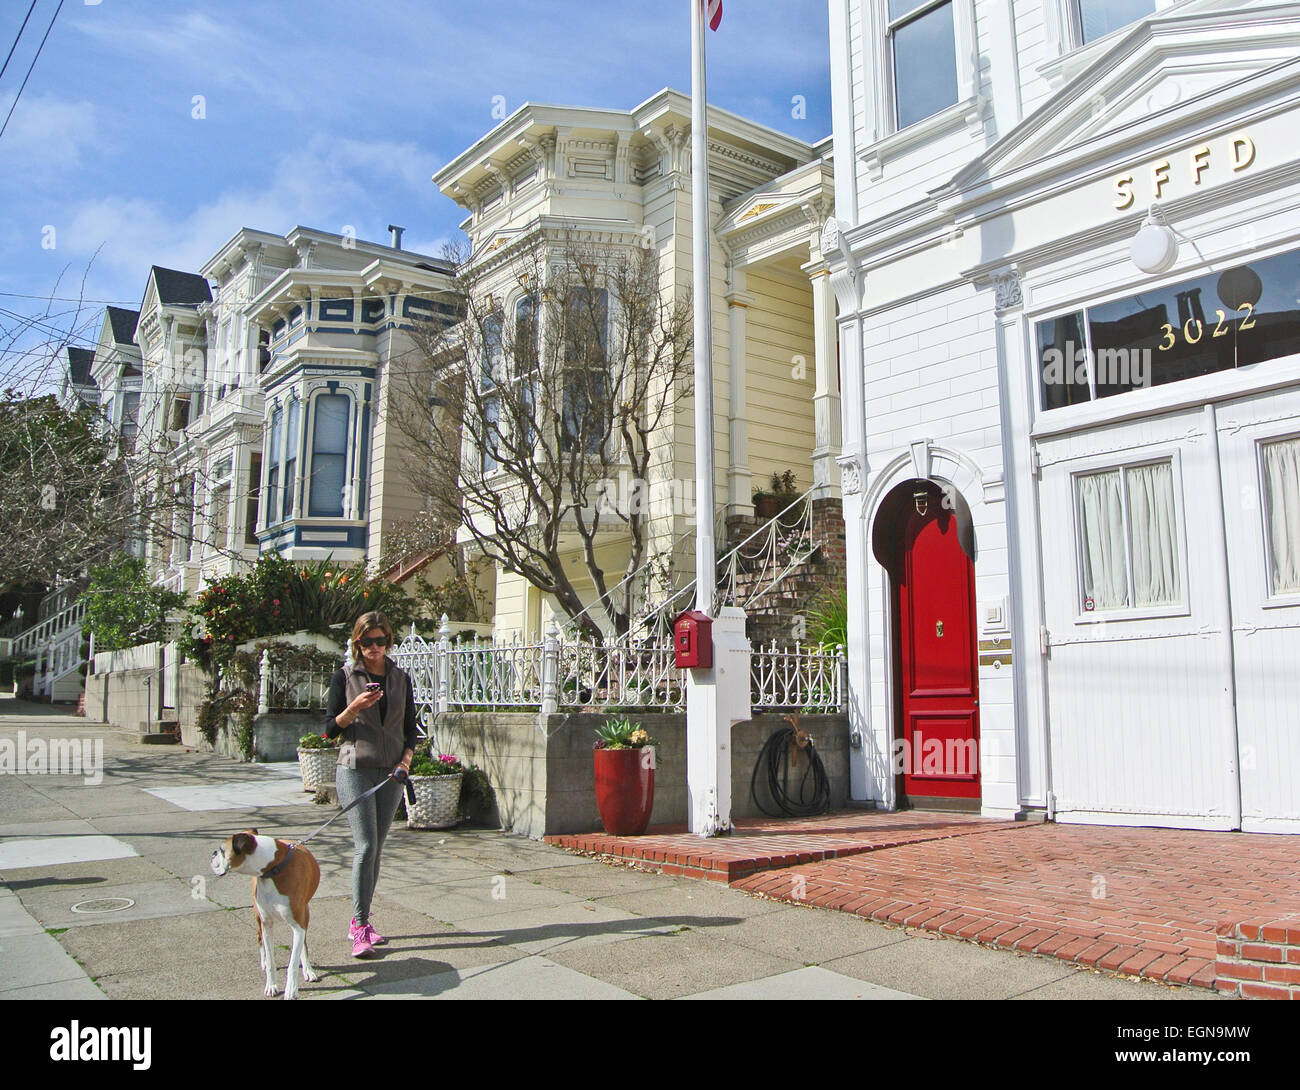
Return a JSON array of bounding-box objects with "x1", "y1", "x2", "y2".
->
[{"x1": 888, "y1": 0, "x2": 958, "y2": 129}]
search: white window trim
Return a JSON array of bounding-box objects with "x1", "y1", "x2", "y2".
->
[
  {"x1": 1041, "y1": 0, "x2": 1192, "y2": 89},
  {"x1": 1257, "y1": 431, "x2": 1300, "y2": 609},
  {"x1": 1069, "y1": 451, "x2": 1190, "y2": 624},
  {"x1": 858, "y1": 0, "x2": 983, "y2": 179}
]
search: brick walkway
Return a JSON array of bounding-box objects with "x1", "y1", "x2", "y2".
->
[
  {"x1": 548, "y1": 811, "x2": 1300, "y2": 992},
  {"x1": 546, "y1": 810, "x2": 1020, "y2": 881}
]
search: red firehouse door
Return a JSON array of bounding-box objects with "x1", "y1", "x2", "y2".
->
[{"x1": 894, "y1": 484, "x2": 980, "y2": 802}]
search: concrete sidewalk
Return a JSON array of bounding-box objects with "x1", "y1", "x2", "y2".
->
[
  {"x1": 549, "y1": 810, "x2": 1300, "y2": 993},
  {"x1": 0, "y1": 701, "x2": 1212, "y2": 1000}
]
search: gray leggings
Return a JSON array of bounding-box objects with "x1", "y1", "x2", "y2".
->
[{"x1": 335, "y1": 765, "x2": 405, "y2": 925}]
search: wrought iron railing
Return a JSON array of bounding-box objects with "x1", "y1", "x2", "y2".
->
[
  {"x1": 750, "y1": 641, "x2": 845, "y2": 713},
  {"x1": 259, "y1": 660, "x2": 333, "y2": 712},
  {"x1": 392, "y1": 619, "x2": 847, "y2": 721}
]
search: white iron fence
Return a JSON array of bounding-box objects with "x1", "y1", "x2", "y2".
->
[
  {"x1": 256, "y1": 652, "x2": 335, "y2": 713},
  {"x1": 750, "y1": 641, "x2": 845, "y2": 713},
  {"x1": 390, "y1": 619, "x2": 847, "y2": 722}
]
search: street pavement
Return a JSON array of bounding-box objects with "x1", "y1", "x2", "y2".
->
[{"x1": 0, "y1": 698, "x2": 1215, "y2": 1001}]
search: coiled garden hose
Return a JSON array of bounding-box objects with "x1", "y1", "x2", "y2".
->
[{"x1": 750, "y1": 724, "x2": 832, "y2": 818}]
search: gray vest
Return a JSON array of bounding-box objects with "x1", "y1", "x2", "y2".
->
[{"x1": 336, "y1": 659, "x2": 409, "y2": 770}]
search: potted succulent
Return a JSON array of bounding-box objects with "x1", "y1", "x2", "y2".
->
[
  {"x1": 297, "y1": 732, "x2": 339, "y2": 793},
  {"x1": 406, "y1": 747, "x2": 465, "y2": 829},
  {"x1": 752, "y1": 470, "x2": 800, "y2": 520},
  {"x1": 592, "y1": 716, "x2": 658, "y2": 836}
]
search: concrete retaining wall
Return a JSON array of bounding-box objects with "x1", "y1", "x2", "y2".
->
[{"x1": 435, "y1": 711, "x2": 850, "y2": 839}]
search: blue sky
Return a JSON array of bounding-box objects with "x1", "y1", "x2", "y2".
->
[{"x1": 0, "y1": 0, "x2": 831, "y2": 369}]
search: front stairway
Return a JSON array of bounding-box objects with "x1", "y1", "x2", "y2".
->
[{"x1": 627, "y1": 489, "x2": 847, "y2": 645}]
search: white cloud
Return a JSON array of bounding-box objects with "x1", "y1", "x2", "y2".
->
[
  {"x1": 56, "y1": 133, "x2": 447, "y2": 300},
  {"x1": 0, "y1": 95, "x2": 103, "y2": 177}
]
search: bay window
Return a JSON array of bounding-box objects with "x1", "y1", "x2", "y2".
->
[
  {"x1": 562, "y1": 287, "x2": 610, "y2": 454},
  {"x1": 282, "y1": 397, "x2": 300, "y2": 520},
  {"x1": 265, "y1": 405, "x2": 281, "y2": 526},
  {"x1": 308, "y1": 394, "x2": 350, "y2": 517}
]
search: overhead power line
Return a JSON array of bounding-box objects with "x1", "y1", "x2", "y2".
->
[
  {"x1": 0, "y1": 0, "x2": 39, "y2": 85},
  {"x1": 0, "y1": 0, "x2": 64, "y2": 145}
]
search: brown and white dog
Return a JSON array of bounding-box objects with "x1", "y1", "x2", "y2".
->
[{"x1": 211, "y1": 829, "x2": 321, "y2": 999}]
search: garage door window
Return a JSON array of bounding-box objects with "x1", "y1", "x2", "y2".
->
[
  {"x1": 1262, "y1": 437, "x2": 1300, "y2": 596},
  {"x1": 1077, "y1": 460, "x2": 1181, "y2": 611}
]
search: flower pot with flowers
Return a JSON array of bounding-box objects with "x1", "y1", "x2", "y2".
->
[
  {"x1": 592, "y1": 716, "x2": 657, "y2": 836},
  {"x1": 406, "y1": 747, "x2": 464, "y2": 829},
  {"x1": 297, "y1": 732, "x2": 339, "y2": 792}
]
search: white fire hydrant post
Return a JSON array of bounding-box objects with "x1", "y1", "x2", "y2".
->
[{"x1": 686, "y1": 605, "x2": 751, "y2": 836}]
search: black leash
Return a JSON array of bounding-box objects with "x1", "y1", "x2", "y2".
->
[{"x1": 286, "y1": 767, "x2": 415, "y2": 852}]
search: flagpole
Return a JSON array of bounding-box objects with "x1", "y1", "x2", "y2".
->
[{"x1": 691, "y1": 0, "x2": 715, "y2": 616}]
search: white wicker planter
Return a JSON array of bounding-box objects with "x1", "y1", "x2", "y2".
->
[
  {"x1": 297, "y1": 747, "x2": 338, "y2": 792},
  {"x1": 407, "y1": 773, "x2": 462, "y2": 829}
]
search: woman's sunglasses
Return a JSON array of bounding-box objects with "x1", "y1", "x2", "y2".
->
[{"x1": 359, "y1": 636, "x2": 389, "y2": 648}]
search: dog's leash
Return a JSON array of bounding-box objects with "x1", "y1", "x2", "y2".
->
[{"x1": 288, "y1": 767, "x2": 416, "y2": 851}]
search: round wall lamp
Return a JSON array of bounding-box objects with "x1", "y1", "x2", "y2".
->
[{"x1": 1130, "y1": 205, "x2": 1179, "y2": 275}]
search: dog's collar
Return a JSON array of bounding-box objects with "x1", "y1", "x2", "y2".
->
[{"x1": 260, "y1": 843, "x2": 296, "y2": 880}]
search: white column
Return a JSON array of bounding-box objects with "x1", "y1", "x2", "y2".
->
[
  {"x1": 726, "y1": 275, "x2": 755, "y2": 515},
  {"x1": 685, "y1": 605, "x2": 750, "y2": 835},
  {"x1": 811, "y1": 269, "x2": 842, "y2": 498}
]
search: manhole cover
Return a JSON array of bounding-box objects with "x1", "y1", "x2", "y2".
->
[{"x1": 70, "y1": 897, "x2": 135, "y2": 914}]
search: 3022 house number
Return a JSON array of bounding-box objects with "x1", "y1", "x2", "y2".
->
[{"x1": 1158, "y1": 302, "x2": 1256, "y2": 350}]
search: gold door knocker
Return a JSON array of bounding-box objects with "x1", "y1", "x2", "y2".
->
[{"x1": 935, "y1": 620, "x2": 944, "y2": 638}]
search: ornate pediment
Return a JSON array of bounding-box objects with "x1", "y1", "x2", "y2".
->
[{"x1": 949, "y1": 8, "x2": 1300, "y2": 190}]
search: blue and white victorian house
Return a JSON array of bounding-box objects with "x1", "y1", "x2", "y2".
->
[{"x1": 240, "y1": 227, "x2": 457, "y2": 567}]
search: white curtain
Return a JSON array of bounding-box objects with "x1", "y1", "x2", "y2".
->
[
  {"x1": 1263, "y1": 438, "x2": 1300, "y2": 594},
  {"x1": 1078, "y1": 470, "x2": 1129, "y2": 609},
  {"x1": 1127, "y1": 461, "x2": 1181, "y2": 606}
]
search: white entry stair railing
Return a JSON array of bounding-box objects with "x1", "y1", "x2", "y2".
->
[{"x1": 556, "y1": 487, "x2": 824, "y2": 642}]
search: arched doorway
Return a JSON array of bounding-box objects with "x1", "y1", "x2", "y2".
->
[{"x1": 873, "y1": 479, "x2": 980, "y2": 809}]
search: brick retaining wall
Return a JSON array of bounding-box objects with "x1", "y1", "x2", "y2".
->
[{"x1": 1216, "y1": 913, "x2": 1300, "y2": 999}]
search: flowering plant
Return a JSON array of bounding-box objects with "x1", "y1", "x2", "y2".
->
[
  {"x1": 298, "y1": 732, "x2": 339, "y2": 750},
  {"x1": 409, "y1": 749, "x2": 465, "y2": 776},
  {"x1": 593, "y1": 716, "x2": 657, "y2": 751}
]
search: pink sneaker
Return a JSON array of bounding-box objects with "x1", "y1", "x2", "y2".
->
[
  {"x1": 363, "y1": 921, "x2": 387, "y2": 946},
  {"x1": 348, "y1": 918, "x2": 374, "y2": 958}
]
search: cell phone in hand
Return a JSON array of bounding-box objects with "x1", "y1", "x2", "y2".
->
[{"x1": 365, "y1": 682, "x2": 382, "y2": 692}]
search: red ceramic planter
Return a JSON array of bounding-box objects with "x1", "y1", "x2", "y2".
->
[{"x1": 593, "y1": 746, "x2": 655, "y2": 836}]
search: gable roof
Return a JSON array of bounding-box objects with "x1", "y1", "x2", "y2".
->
[
  {"x1": 64, "y1": 346, "x2": 96, "y2": 385},
  {"x1": 106, "y1": 306, "x2": 139, "y2": 346},
  {"x1": 149, "y1": 265, "x2": 212, "y2": 306}
]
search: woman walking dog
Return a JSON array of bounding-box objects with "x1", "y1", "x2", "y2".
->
[{"x1": 323, "y1": 611, "x2": 418, "y2": 957}]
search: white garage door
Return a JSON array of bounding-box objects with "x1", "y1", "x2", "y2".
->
[{"x1": 1035, "y1": 388, "x2": 1300, "y2": 831}]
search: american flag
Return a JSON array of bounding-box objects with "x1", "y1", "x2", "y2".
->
[{"x1": 708, "y1": 0, "x2": 722, "y2": 31}]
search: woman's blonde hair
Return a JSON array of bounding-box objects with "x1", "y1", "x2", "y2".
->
[{"x1": 351, "y1": 612, "x2": 393, "y2": 662}]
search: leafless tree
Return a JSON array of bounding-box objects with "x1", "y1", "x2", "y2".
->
[
  {"x1": 0, "y1": 268, "x2": 244, "y2": 600},
  {"x1": 387, "y1": 228, "x2": 693, "y2": 641}
]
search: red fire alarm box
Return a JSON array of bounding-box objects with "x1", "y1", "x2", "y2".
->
[{"x1": 673, "y1": 610, "x2": 713, "y2": 669}]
